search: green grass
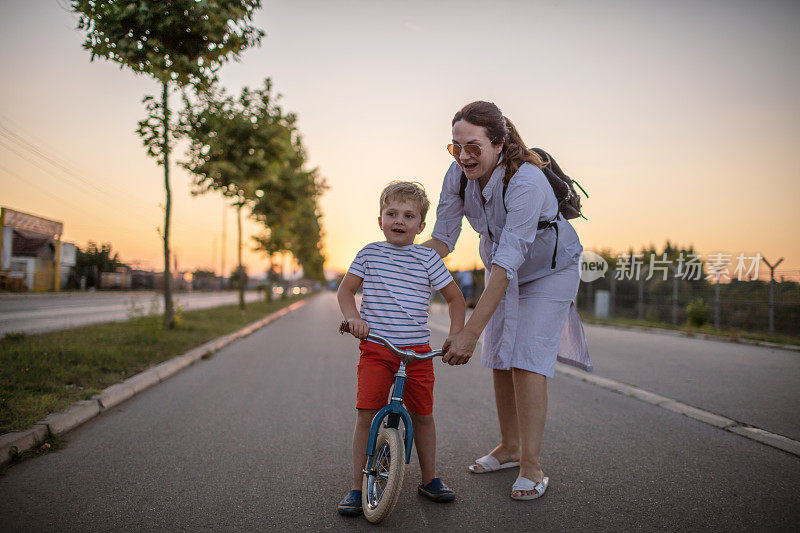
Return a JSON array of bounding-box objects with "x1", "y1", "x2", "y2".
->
[
  {"x1": 580, "y1": 314, "x2": 800, "y2": 347},
  {"x1": 0, "y1": 294, "x2": 310, "y2": 433}
]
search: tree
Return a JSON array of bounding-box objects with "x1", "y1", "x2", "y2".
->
[
  {"x1": 72, "y1": 0, "x2": 264, "y2": 326},
  {"x1": 251, "y1": 129, "x2": 327, "y2": 283},
  {"x1": 181, "y1": 79, "x2": 296, "y2": 310},
  {"x1": 73, "y1": 241, "x2": 129, "y2": 289}
]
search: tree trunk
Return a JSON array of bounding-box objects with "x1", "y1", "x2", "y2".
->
[
  {"x1": 265, "y1": 253, "x2": 273, "y2": 302},
  {"x1": 237, "y1": 203, "x2": 245, "y2": 311},
  {"x1": 162, "y1": 81, "x2": 175, "y2": 328}
]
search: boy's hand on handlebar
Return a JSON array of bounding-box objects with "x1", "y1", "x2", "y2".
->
[
  {"x1": 442, "y1": 329, "x2": 478, "y2": 365},
  {"x1": 345, "y1": 317, "x2": 370, "y2": 340}
]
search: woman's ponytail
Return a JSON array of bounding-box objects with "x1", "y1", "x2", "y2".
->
[{"x1": 501, "y1": 117, "x2": 545, "y2": 186}]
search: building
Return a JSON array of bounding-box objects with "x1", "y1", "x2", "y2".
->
[{"x1": 0, "y1": 207, "x2": 75, "y2": 291}]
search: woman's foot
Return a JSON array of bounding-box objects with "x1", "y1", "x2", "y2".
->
[
  {"x1": 511, "y1": 466, "x2": 545, "y2": 499},
  {"x1": 468, "y1": 444, "x2": 520, "y2": 473}
]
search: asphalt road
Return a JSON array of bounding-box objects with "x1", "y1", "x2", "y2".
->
[
  {"x1": 0, "y1": 290, "x2": 264, "y2": 336},
  {"x1": 431, "y1": 303, "x2": 800, "y2": 443},
  {"x1": 1, "y1": 292, "x2": 798, "y2": 531}
]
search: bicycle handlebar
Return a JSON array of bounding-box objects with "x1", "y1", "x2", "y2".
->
[{"x1": 339, "y1": 321, "x2": 443, "y2": 360}]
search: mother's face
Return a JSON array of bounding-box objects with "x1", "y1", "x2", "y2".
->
[{"x1": 451, "y1": 119, "x2": 503, "y2": 182}]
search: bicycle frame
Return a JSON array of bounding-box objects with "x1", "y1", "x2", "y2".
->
[
  {"x1": 365, "y1": 355, "x2": 416, "y2": 463},
  {"x1": 339, "y1": 326, "x2": 442, "y2": 465}
]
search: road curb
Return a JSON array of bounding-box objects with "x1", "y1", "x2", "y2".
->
[
  {"x1": 581, "y1": 319, "x2": 800, "y2": 353},
  {"x1": 726, "y1": 426, "x2": 800, "y2": 456},
  {"x1": 1, "y1": 296, "x2": 313, "y2": 467},
  {"x1": 554, "y1": 362, "x2": 800, "y2": 457}
]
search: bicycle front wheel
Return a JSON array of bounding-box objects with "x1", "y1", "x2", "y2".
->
[{"x1": 362, "y1": 427, "x2": 405, "y2": 524}]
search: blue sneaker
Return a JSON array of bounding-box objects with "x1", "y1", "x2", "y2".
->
[
  {"x1": 337, "y1": 489, "x2": 363, "y2": 516},
  {"x1": 418, "y1": 478, "x2": 455, "y2": 502}
]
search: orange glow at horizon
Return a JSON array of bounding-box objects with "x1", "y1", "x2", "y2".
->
[{"x1": 1, "y1": 1, "x2": 798, "y2": 280}]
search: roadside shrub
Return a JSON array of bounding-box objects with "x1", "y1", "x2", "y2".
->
[{"x1": 686, "y1": 298, "x2": 710, "y2": 327}]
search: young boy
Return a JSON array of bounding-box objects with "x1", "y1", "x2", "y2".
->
[{"x1": 337, "y1": 181, "x2": 466, "y2": 515}]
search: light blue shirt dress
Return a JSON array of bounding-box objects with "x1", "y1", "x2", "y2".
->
[{"x1": 431, "y1": 160, "x2": 593, "y2": 375}]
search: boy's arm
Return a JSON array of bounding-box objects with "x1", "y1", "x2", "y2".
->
[
  {"x1": 438, "y1": 280, "x2": 466, "y2": 337},
  {"x1": 337, "y1": 272, "x2": 369, "y2": 339}
]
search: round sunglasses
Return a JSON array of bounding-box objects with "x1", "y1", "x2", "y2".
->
[{"x1": 447, "y1": 143, "x2": 482, "y2": 159}]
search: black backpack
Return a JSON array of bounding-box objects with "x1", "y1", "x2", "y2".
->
[{"x1": 457, "y1": 148, "x2": 588, "y2": 269}]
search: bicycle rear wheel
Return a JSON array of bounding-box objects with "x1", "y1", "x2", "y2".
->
[{"x1": 362, "y1": 427, "x2": 405, "y2": 524}]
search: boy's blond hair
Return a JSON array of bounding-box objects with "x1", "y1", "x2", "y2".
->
[{"x1": 379, "y1": 181, "x2": 431, "y2": 220}]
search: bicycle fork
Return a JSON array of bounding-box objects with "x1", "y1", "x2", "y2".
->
[{"x1": 363, "y1": 361, "x2": 415, "y2": 477}]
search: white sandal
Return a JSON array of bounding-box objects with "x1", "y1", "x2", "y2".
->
[
  {"x1": 511, "y1": 476, "x2": 549, "y2": 500},
  {"x1": 468, "y1": 454, "x2": 520, "y2": 474}
]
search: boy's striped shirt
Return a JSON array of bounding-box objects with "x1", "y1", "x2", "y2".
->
[{"x1": 348, "y1": 242, "x2": 453, "y2": 346}]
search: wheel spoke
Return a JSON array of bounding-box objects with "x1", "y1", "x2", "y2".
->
[{"x1": 367, "y1": 441, "x2": 392, "y2": 508}]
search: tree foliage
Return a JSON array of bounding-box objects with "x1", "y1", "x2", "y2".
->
[
  {"x1": 71, "y1": 241, "x2": 129, "y2": 289},
  {"x1": 72, "y1": 0, "x2": 264, "y2": 89},
  {"x1": 182, "y1": 78, "x2": 326, "y2": 304},
  {"x1": 181, "y1": 79, "x2": 295, "y2": 203}
]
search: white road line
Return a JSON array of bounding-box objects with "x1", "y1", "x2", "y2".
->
[{"x1": 428, "y1": 321, "x2": 800, "y2": 457}]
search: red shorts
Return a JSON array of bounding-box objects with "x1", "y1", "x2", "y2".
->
[{"x1": 356, "y1": 340, "x2": 435, "y2": 416}]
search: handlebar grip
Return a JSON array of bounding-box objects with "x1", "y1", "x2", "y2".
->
[{"x1": 338, "y1": 321, "x2": 442, "y2": 359}]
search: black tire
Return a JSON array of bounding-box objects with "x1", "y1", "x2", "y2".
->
[{"x1": 362, "y1": 427, "x2": 405, "y2": 524}]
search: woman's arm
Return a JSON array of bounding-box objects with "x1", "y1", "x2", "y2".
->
[
  {"x1": 441, "y1": 264, "x2": 509, "y2": 365},
  {"x1": 421, "y1": 237, "x2": 450, "y2": 259}
]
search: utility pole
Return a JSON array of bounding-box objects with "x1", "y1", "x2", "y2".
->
[
  {"x1": 762, "y1": 256, "x2": 783, "y2": 334},
  {"x1": 212, "y1": 235, "x2": 217, "y2": 276},
  {"x1": 714, "y1": 278, "x2": 721, "y2": 330},
  {"x1": 221, "y1": 202, "x2": 227, "y2": 281}
]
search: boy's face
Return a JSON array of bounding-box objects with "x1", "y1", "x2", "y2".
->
[{"x1": 378, "y1": 198, "x2": 426, "y2": 247}]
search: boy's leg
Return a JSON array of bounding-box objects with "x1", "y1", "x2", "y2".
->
[
  {"x1": 409, "y1": 412, "x2": 436, "y2": 485},
  {"x1": 411, "y1": 410, "x2": 454, "y2": 502},
  {"x1": 352, "y1": 408, "x2": 379, "y2": 489}
]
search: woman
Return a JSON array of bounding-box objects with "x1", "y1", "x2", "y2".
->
[{"x1": 424, "y1": 101, "x2": 591, "y2": 501}]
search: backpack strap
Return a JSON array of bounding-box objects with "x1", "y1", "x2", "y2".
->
[
  {"x1": 537, "y1": 216, "x2": 560, "y2": 269},
  {"x1": 459, "y1": 172, "x2": 467, "y2": 201},
  {"x1": 460, "y1": 169, "x2": 560, "y2": 269}
]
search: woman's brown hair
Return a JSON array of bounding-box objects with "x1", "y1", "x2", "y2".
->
[{"x1": 452, "y1": 101, "x2": 545, "y2": 185}]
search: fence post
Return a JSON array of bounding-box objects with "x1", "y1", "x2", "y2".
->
[
  {"x1": 638, "y1": 265, "x2": 649, "y2": 320},
  {"x1": 609, "y1": 274, "x2": 616, "y2": 318},
  {"x1": 669, "y1": 264, "x2": 679, "y2": 326},
  {"x1": 762, "y1": 256, "x2": 784, "y2": 334}
]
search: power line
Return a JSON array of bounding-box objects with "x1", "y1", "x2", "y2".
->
[
  {"x1": 0, "y1": 125, "x2": 113, "y2": 197},
  {"x1": 0, "y1": 117, "x2": 160, "y2": 210},
  {"x1": 0, "y1": 138, "x2": 157, "y2": 224},
  {"x1": 0, "y1": 164, "x2": 152, "y2": 238},
  {"x1": 0, "y1": 164, "x2": 96, "y2": 217}
]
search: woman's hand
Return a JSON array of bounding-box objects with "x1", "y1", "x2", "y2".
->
[
  {"x1": 442, "y1": 329, "x2": 479, "y2": 366},
  {"x1": 346, "y1": 317, "x2": 370, "y2": 339}
]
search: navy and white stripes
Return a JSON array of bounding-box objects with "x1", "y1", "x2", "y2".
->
[{"x1": 348, "y1": 241, "x2": 453, "y2": 346}]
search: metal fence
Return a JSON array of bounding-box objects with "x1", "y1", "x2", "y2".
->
[
  {"x1": 454, "y1": 268, "x2": 800, "y2": 338},
  {"x1": 575, "y1": 275, "x2": 800, "y2": 337}
]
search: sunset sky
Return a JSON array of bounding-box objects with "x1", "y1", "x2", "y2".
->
[{"x1": 1, "y1": 1, "x2": 798, "y2": 279}]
